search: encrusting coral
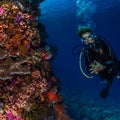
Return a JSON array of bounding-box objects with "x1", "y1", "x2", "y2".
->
[{"x1": 0, "y1": 0, "x2": 71, "y2": 119}]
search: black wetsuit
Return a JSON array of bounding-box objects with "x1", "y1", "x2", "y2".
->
[{"x1": 84, "y1": 35, "x2": 120, "y2": 98}]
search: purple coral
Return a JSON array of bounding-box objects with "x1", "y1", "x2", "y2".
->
[{"x1": 14, "y1": 13, "x2": 23, "y2": 23}]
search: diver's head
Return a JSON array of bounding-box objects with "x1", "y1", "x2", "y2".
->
[{"x1": 78, "y1": 26, "x2": 94, "y2": 45}]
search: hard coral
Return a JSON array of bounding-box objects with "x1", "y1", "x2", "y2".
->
[{"x1": 0, "y1": 0, "x2": 71, "y2": 120}]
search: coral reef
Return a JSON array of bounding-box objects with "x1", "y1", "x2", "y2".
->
[{"x1": 0, "y1": 0, "x2": 71, "y2": 119}]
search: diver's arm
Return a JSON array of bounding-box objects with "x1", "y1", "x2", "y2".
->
[
  {"x1": 90, "y1": 39, "x2": 115, "y2": 74},
  {"x1": 98, "y1": 39, "x2": 116, "y2": 70}
]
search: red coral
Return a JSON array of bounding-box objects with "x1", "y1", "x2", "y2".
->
[{"x1": 47, "y1": 90, "x2": 57, "y2": 102}]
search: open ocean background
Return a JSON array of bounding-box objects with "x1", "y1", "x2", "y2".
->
[{"x1": 39, "y1": 0, "x2": 120, "y2": 119}]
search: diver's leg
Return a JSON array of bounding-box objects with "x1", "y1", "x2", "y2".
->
[{"x1": 100, "y1": 78, "x2": 113, "y2": 99}]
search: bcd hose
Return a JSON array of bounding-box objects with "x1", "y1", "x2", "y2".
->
[{"x1": 79, "y1": 49, "x2": 94, "y2": 79}]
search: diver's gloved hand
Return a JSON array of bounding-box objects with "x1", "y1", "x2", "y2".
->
[
  {"x1": 89, "y1": 60, "x2": 105, "y2": 74},
  {"x1": 99, "y1": 87, "x2": 109, "y2": 99}
]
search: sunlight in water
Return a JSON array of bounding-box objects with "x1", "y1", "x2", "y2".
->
[
  {"x1": 76, "y1": 0, "x2": 96, "y2": 28},
  {"x1": 76, "y1": 0, "x2": 120, "y2": 28}
]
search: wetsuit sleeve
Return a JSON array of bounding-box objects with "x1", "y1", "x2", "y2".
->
[
  {"x1": 97, "y1": 38, "x2": 117, "y2": 80},
  {"x1": 99, "y1": 40, "x2": 116, "y2": 69}
]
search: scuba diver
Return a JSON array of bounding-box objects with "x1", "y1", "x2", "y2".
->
[{"x1": 77, "y1": 26, "x2": 120, "y2": 99}]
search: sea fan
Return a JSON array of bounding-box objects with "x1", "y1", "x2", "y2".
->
[{"x1": 53, "y1": 104, "x2": 72, "y2": 120}]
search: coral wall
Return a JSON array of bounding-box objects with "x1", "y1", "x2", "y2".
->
[{"x1": 0, "y1": 0, "x2": 71, "y2": 119}]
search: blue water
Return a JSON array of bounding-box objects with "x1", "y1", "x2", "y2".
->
[{"x1": 39, "y1": 0, "x2": 120, "y2": 119}]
